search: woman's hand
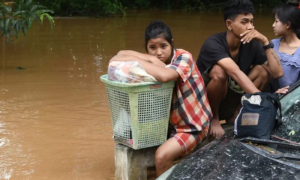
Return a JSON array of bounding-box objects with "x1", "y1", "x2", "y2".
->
[{"x1": 275, "y1": 86, "x2": 289, "y2": 94}]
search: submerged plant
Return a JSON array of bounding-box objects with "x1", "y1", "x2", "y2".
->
[{"x1": 0, "y1": 0, "x2": 55, "y2": 43}]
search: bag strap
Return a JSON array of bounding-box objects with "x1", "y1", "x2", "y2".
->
[
  {"x1": 274, "y1": 97, "x2": 282, "y2": 127},
  {"x1": 268, "y1": 93, "x2": 282, "y2": 127}
]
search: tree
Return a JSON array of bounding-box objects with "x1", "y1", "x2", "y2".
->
[{"x1": 0, "y1": 0, "x2": 54, "y2": 43}]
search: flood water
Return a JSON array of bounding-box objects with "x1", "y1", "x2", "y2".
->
[{"x1": 0, "y1": 9, "x2": 276, "y2": 180}]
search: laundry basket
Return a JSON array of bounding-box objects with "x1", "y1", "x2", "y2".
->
[{"x1": 100, "y1": 74, "x2": 175, "y2": 150}]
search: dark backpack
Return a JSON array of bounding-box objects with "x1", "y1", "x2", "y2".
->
[{"x1": 234, "y1": 92, "x2": 282, "y2": 140}]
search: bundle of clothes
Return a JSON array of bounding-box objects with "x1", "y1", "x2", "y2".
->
[{"x1": 108, "y1": 61, "x2": 157, "y2": 83}]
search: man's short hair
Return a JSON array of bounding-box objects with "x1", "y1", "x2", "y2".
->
[{"x1": 223, "y1": 0, "x2": 255, "y2": 22}]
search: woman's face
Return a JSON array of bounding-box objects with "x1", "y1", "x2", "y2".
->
[
  {"x1": 272, "y1": 14, "x2": 288, "y2": 37},
  {"x1": 147, "y1": 36, "x2": 173, "y2": 64}
]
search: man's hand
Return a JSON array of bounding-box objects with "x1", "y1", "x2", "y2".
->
[{"x1": 240, "y1": 29, "x2": 268, "y2": 46}]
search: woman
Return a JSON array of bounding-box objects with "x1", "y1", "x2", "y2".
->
[
  {"x1": 272, "y1": 1, "x2": 300, "y2": 93},
  {"x1": 110, "y1": 20, "x2": 212, "y2": 176}
]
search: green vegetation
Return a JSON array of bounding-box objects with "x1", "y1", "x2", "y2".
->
[
  {"x1": 33, "y1": 0, "x2": 125, "y2": 16},
  {"x1": 251, "y1": 0, "x2": 285, "y2": 7},
  {"x1": 120, "y1": 0, "x2": 285, "y2": 10},
  {"x1": 0, "y1": 0, "x2": 286, "y2": 44},
  {"x1": 1, "y1": 0, "x2": 286, "y2": 21},
  {"x1": 0, "y1": 0, "x2": 54, "y2": 43},
  {"x1": 126, "y1": 0, "x2": 285, "y2": 9},
  {"x1": 33, "y1": 0, "x2": 286, "y2": 17}
]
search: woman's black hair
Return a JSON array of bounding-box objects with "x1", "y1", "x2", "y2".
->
[
  {"x1": 223, "y1": 0, "x2": 256, "y2": 22},
  {"x1": 273, "y1": 1, "x2": 300, "y2": 39},
  {"x1": 144, "y1": 20, "x2": 174, "y2": 53}
]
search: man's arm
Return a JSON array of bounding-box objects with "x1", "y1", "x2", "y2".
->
[
  {"x1": 217, "y1": 58, "x2": 260, "y2": 94},
  {"x1": 110, "y1": 54, "x2": 179, "y2": 82},
  {"x1": 117, "y1": 50, "x2": 166, "y2": 67},
  {"x1": 240, "y1": 30, "x2": 283, "y2": 78}
]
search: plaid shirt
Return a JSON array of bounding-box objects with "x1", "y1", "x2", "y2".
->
[{"x1": 166, "y1": 49, "x2": 213, "y2": 133}]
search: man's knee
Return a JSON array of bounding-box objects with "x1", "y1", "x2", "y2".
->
[
  {"x1": 209, "y1": 65, "x2": 228, "y2": 82},
  {"x1": 250, "y1": 65, "x2": 270, "y2": 91},
  {"x1": 252, "y1": 65, "x2": 269, "y2": 79},
  {"x1": 257, "y1": 65, "x2": 269, "y2": 79},
  {"x1": 206, "y1": 65, "x2": 228, "y2": 100}
]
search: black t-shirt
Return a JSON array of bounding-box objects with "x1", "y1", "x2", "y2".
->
[{"x1": 196, "y1": 32, "x2": 267, "y2": 75}]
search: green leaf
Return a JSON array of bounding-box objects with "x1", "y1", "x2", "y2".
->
[
  {"x1": 36, "y1": 9, "x2": 54, "y2": 15},
  {"x1": 4, "y1": 18, "x2": 11, "y2": 32},
  {"x1": 40, "y1": 13, "x2": 55, "y2": 30},
  {"x1": 289, "y1": 130, "x2": 295, "y2": 136},
  {"x1": 0, "y1": 0, "x2": 54, "y2": 44}
]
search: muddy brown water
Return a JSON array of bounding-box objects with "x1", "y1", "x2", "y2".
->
[{"x1": 0, "y1": 9, "x2": 275, "y2": 180}]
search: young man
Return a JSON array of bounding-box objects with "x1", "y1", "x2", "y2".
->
[{"x1": 196, "y1": 0, "x2": 284, "y2": 138}]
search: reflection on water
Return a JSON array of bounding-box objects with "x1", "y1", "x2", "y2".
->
[{"x1": 0, "y1": 9, "x2": 275, "y2": 179}]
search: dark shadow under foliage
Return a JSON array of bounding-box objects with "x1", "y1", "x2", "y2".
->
[
  {"x1": 32, "y1": 0, "x2": 287, "y2": 16},
  {"x1": 32, "y1": 0, "x2": 125, "y2": 16}
]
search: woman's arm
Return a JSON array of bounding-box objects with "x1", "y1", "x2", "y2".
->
[
  {"x1": 110, "y1": 54, "x2": 179, "y2": 82},
  {"x1": 262, "y1": 48, "x2": 284, "y2": 78},
  {"x1": 117, "y1": 50, "x2": 166, "y2": 67},
  {"x1": 275, "y1": 86, "x2": 289, "y2": 94}
]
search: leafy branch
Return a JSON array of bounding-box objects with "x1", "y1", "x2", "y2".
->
[{"x1": 0, "y1": 0, "x2": 55, "y2": 43}]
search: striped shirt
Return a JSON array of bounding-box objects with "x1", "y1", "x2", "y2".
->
[{"x1": 166, "y1": 49, "x2": 213, "y2": 133}]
